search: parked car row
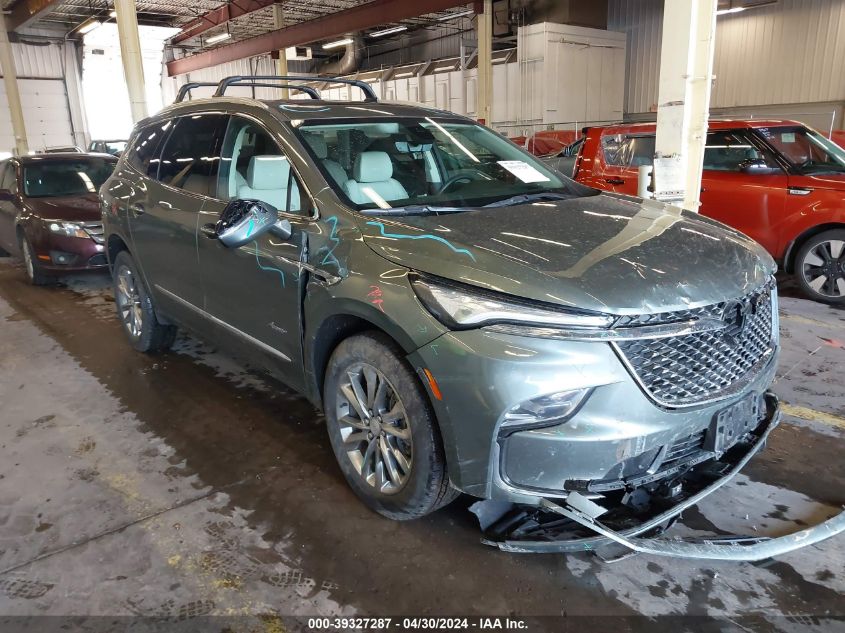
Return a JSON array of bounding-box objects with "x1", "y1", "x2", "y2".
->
[
  {"x1": 3, "y1": 80, "x2": 843, "y2": 558},
  {"x1": 545, "y1": 119, "x2": 845, "y2": 304}
]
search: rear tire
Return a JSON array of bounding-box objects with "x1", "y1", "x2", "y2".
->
[
  {"x1": 112, "y1": 250, "x2": 177, "y2": 353},
  {"x1": 794, "y1": 229, "x2": 845, "y2": 304},
  {"x1": 324, "y1": 332, "x2": 458, "y2": 520},
  {"x1": 20, "y1": 235, "x2": 51, "y2": 286}
]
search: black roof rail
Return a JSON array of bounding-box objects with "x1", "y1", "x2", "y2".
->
[
  {"x1": 177, "y1": 80, "x2": 322, "y2": 103},
  {"x1": 213, "y1": 75, "x2": 378, "y2": 102},
  {"x1": 175, "y1": 82, "x2": 218, "y2": 103}
]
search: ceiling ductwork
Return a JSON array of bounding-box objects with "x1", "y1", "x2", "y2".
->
[{"x1": 319, "y1": 33, "x2": 364, "y2": 76}]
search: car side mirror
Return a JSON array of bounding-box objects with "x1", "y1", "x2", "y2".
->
[
  {"x1": 209, "y1": 199, "x2": 289, "y2": 249},
  {"x1": 740, "y1": 158, "x2": 780, "y2": 176}
]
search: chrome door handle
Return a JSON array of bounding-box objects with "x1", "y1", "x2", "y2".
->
[
  {"x1": 605, "y1": 177, "x2": 625, "y2": 185},
  {"x1": 788, "y1": 187, "x2": 812, "y2": 196}
]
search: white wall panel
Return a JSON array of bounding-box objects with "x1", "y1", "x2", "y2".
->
[{"x1": 609, "y1": 0, "x2": 845, "y2": 124}]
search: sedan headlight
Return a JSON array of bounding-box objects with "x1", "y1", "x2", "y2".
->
[
  {"x1": 49, "y1": 222, "x2": 88, "y2": 239},
  {"x1": 411, "y1": 276, "x2": 614, "y2": 330}
]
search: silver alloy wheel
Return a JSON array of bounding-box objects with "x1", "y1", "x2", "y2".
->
[
  {"x1": 22, "y1": 240, "x2": 34, "y2": 280},
  {"x1": 116, "y1": 265, "x2": 143, "y2": 339},
  {"x1": 802, "y1": 239, "x2": 845, "y2": 298},
  {"x1": 336, "y1": 363, "x2": 413, "y2": 495}
]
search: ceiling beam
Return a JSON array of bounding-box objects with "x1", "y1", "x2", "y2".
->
[
  {"x1": 167, "y1": 0, "x2": 471, "y2": 77},
  {"x1": 171, "y1": 0, "x2": 275, "y2": 45},
  {"x1": 6, "y1": 0, "x2": 65, "y2": 31}
]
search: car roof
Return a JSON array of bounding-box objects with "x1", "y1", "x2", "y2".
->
[
  {"x1": 147, "y1": 96, "x2": 464, "y2": 125},
  {"x1": 17, "y1": 152, "x2": 118, "y2": 163},
  {"x1": 590, "y1": 119, "x2": 806, "y2": 134}
]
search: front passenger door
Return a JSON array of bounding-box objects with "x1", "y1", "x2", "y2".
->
[{"x1": 198, "y1": 115, "x2": 311, "y2": 391}]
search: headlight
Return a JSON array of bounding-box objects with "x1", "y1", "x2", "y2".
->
[
  {"x1": 49, "y1": 222, "x2": 88, "y2": 239},
  {"x1": 411, "y1": 276, "x2": 614, "y2": 330},
  {"x1": 501, "y1": 388, "x2": 592, "y2": 432}
]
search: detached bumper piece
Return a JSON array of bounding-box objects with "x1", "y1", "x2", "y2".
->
[{"x1": 475, "y1": 394, "x2": 845, "y2": 561}]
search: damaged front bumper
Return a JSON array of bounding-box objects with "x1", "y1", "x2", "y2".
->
[{"x1": 476, "y1": 394, "x2": 845, "y2": 560}]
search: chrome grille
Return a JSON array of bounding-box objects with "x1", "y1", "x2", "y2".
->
[
  {"x1": 81, "y1": 222, "x2": 104, "y2": 244},
  {"x1": 615, "y1": 281, "x2": 776, "y2": 407}
]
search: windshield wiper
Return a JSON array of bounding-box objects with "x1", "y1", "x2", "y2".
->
[
  {"x1": 360, "y1": 205, "x2": 467, "y2": 217},
  {"x1": 483, "y1": 192, "x2": 573, "y2": 208}
]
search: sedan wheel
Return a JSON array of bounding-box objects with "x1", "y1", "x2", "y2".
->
[
  {"x1": 336, "y1": 363, "x2": 413, "y2": 495},
  {"x1": 797, "y1": 230, "x2": 845, "y2": 303}
]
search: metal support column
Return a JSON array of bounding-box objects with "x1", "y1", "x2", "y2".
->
[
  {"x1": 652, "y1": 0, "x2": 717, "y2": 211},
  {"x1": 273, "y1": 2, "x2": 289, "y2": 99},
  {"x1": 0, "y1": 11, "x2": 28, "y2": 155},
  {"x1": 476, "y1": 0, "x2": 493, "y2": 125},
  {"x1": 114, "y1": 0, "x2": 148, "y2": 123}
]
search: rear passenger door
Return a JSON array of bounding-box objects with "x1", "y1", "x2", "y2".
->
[
  {"x1": 127, "y1": 113, "x2": 229, "y2": 326},
  {"x1": 197, "y1": 115, "x2": 311, "y2": 391}
]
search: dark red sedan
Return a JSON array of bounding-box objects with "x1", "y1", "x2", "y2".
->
[{"x1": 0, "y1": 153, "x2": 117, "y2": 285}]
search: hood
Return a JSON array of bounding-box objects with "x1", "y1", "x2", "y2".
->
[
  {"x1": 360, "y1": 194, "x2": 776, "y2": 315},
  {"x1": 24, "y1": 193, "x2": 102, "y2": 222}
]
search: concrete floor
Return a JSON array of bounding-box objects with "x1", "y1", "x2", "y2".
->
[{"x1": 0, "y1": 257, "x2": 843, "y2": 632}]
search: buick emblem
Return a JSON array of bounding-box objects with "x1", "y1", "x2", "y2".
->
[{"x1": 721, "y1": 299, "x2": 752, "y2": 341}]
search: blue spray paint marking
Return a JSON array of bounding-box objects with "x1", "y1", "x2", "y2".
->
[
  {"x1": 365, "y1": 221, "x2": 476, "y2": 262},
  {"x1": 245, "y1": 217, "x2": 256, "y2": 238},
  {"x1": 253, "y1": 241, "x2": 286, "y2": 288},
  {"x1": 321, "y1": 216, "x2": 341, "y2": 266}
]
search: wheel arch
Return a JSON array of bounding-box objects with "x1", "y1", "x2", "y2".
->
[
  {"x1": 783, "y1": 222, "x2": 845, "y2": 273},
  {"x1": 107, "y1": 233, "x2": 131, "y2": 271},
  {"x1": 306, "y1": 306, "x2": 420, "y2": 410}
]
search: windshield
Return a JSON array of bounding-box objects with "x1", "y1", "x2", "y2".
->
[
  {"x1": 23, "y1": 158, "x2": 116, "y2": 198},
  {"x1": 756, "y1": 126, "x2": 845, "y2": 174},
  {"x1": 295, "y1": 117, "x2": 583, "y2": 212}
]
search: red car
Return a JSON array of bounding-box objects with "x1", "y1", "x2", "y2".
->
[
  {"x1": 0, "y1": 153, "x2": 117, "y2": 285},
  {"x1": 571, "y1": 120, "x2": 845, "y2": 303}
]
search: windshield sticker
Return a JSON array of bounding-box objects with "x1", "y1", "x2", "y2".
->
[
  {"x1": 366, "y1": 221, "x2": 476, "y2": 261},
  {"x1": 497, "y1": 160, "x2": 550, "y2": 184},
  {"x1": 781, "y1": 132, "x2": 796, "y2": 143}
]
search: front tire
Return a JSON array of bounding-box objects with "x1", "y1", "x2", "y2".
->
[
  {"x1": 20, "y1": 235, "x2": 51, "y2": 286},
  {"x1": 112, "y1": 250, "x2": 177, "y2": 353},
  {"x1": 324, "y1": 332, "x2": 458, "y2": 520},
  {"x1": 795, "y1": 229, "x2": 845, "y2": 304}
]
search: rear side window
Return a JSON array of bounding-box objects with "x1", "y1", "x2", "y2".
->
[
  {"x1": 0, "y1": 162, "x2": 17, "y2": 192},
  {"x1": 157, "y1": 114, "x2": 228, "y2": 196},
  {"x1": 126, "y1": 120, "x2": 172, "y2": 177},
  {"x1": 601, "y1": 134, "x2": 655, "y2": 167}
]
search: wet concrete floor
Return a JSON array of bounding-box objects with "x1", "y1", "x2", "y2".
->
[{"x1": 0, "y1": 258, "x2": 843, "y2": 632}]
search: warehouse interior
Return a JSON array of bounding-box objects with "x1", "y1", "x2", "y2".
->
[{"x1": 0, "y1": 0, "x2": 844, "y2": 631}]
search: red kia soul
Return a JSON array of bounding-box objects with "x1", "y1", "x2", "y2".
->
[{"x1": 571, "y1": 120, "x2": 845, "y2": 304}]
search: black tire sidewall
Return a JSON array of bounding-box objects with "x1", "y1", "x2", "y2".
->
[
  {"x1": 795, "y1": 229, "x2": 845, "y2": 304},
  {"x1": 20, "y1": 236, "x2": 50, "y2": 286},
  {"x1": 324, "y1": 333, "x2": 449, "y2": 520}
]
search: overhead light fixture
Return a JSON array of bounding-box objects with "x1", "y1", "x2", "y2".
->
[
  {"x1": 716, "y1": 6, "x2": 746, "y2": 14},
  {"x1": 109, "y1": 10, "x2": 116, "y2": 18},
  {"x1": 77, "y1": 18, "x2": 102, "y2": 34},
  {"x1": 394, "y1": 71, "x2": 415, "y2": 78},
  {"x1": 323, "y1": 38, "x2": 353, "y2": 50},
  {"x1": 437, "y1": 9, "x2": 474, "y2": 21},
  {"x1": 369, "y1": 25, "x2": 407, "y2": 38},
  {"x1": 434, "y1": 65, "x2": 456, "y2": 72},
  {"x1": 206, "y1": 31, "x2": 232, "y2": 44}
]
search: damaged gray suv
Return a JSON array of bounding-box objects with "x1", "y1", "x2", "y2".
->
[{"x1": 101, "y1": 76, "x2": 845, "y2": 560}]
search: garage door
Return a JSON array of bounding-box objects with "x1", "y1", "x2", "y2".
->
[{"x1": 0, "y1": 78, "x2": 75, "y2": 154}]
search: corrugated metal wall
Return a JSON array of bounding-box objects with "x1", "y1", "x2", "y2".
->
[{"x1": 608, "y1": 0, "x2": 845, "y2": 126}]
